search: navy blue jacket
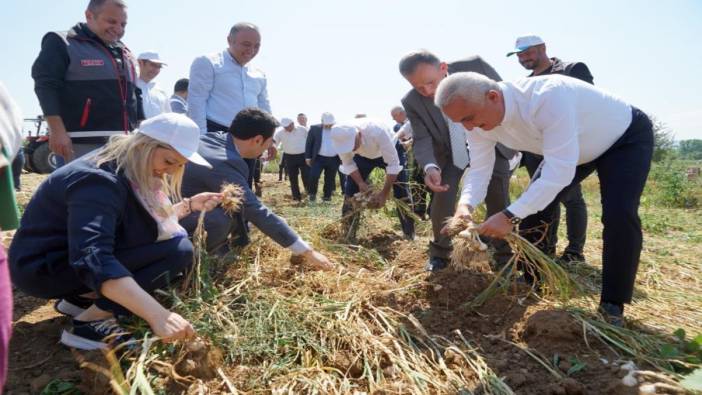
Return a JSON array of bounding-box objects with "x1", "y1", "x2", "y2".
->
[
  {"x1": 9, "y1": 157, "x2": 158, "y2": 297},
  {"x1": 181, "y1": 131, "x2": 299, "y2": 247},
  {"x1": 305, "y1": 124, "x2": 325, "y2": 162}
]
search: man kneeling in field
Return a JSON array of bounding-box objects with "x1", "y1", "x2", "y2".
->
[
  {"x1": 436, "y1": 72, "x2": 653, "y2": 325},
  {"x1": 181, "y1": 108, "x2": 334, "y2": 270}
]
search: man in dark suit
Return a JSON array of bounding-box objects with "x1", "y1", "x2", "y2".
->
[
  {"x1": 507, "y1": 35, "x2": 592, "y2": 263},
  {"x1": 180, "y1": 108, "x2": 333, "y2": 270},
  {"x1": 399, "y1": 50, "x2": 516, "y2": 271},
  {"x1": 305, "y1": 112, "x2": 342, "y2": 202}
]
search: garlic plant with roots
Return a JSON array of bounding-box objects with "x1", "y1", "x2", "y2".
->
[{"x1": 444, "y1": 215, "x2": 490, "y2": 271}]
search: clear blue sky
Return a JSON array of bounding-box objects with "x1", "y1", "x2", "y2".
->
[{"x1": 1, "y1": 0, "x2": 700, "y2": 140}]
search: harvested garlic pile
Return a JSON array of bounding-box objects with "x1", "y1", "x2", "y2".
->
[{"x1": 445, "y1": 216, "x2": 490, "y2": 271}]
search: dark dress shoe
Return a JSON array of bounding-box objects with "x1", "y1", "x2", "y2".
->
[
  {"x1": 598, "y1": 302, "x2": 624, "y2": 327},
  {"x1": 425, "y1": 256, "x2": 448, "y2": 272}
]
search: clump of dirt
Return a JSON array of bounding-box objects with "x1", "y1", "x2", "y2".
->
[
  {"x1": 175, "y1": 338, "x2": 224, "y2": 380},
  {"x1": 520, "y1": 309, "x2": 583, "y2": 355},
  {"x1": 358, "y1": 230, "x2": 403, "y2": 260}
]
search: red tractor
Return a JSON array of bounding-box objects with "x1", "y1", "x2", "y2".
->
[{"x1": 22, "y1": 116, "x2": 60, "y2": 174}]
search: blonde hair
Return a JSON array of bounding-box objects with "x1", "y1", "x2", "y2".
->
[{"x1": 94, "y1": 134, "x2": 183, "y2": 208}]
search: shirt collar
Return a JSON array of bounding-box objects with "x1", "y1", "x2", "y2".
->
[
  {"x1": 499, "y1": 81, "x2": 516, "y2": 128},
  {"x1": 137, "y1": 78, "x2": 155, "y2": 89},
  {"x1": 224, "y1": 49, "x2": 246, "y2": 69}
]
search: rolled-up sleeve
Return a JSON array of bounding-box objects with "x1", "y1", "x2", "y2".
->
[
  {"x1": 507, "y1": 91, "x2": 579, "y2": 218},
  {"x1": 65, "y1": 174, "x2": 132, "y2": 294},
  {"x1": 376, "y1": 128, "x2": 402, "y2": 175},
  {"x1": 458, "y1": 131, "x2": 497, "y2": 208},
  {"x1": 338, "y1": 152, "x2": 358, "y2": 175},
  {"x1": 31, "y1": 33, "x2": 70, "y2": 117},
  {"x1": 187, "y1": 56, "x2": 214, "y2": 133}
]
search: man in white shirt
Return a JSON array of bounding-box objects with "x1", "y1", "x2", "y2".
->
[
  {"x1": 273, "y1": 118, "x2": 309, "y2": 201},
  {"x1": 297, "y1": 113, "x2": 308, "y2": 129},
  {"x1": 305, "y1": 113, "x2": 343, "y2": 202},
  {"x1": 136, "y1": 51, "x2": 170, "y2": 119},
  {"x1": 436, "y1": 72, "x2": 654, "y2": 324},
  {"x1": 187, "y1": 22, "x2": 271, "y2": 190},
  {"x1": 331, "y1": 119, "x2": 415, "y2": 239}
]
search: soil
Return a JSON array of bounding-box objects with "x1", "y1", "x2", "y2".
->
[{"x1": 3, "y1": 173, "x2": 661, "y2": 394}]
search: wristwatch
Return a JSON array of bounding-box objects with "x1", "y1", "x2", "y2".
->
[{"x1": 502, "y1": 209, "x2": 522, "y2": 225}]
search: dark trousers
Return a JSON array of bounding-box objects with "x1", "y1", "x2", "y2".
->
[
  {"x1": 278, "y1": 154, "x2": 288, "y2": 181},
  {"x1": 341, "y1": 154, "x2": 415, "y2": 237},
  {"x1": 14, "y1": 237, "x2": 193, "y2": 316},
  {"x1": 285, "y1": 153, "x2": 309, "y2": 200},
  {"x1": 308, "y1": 155, "x2": 340, "y2": 200},
  {"x1": 430, "y1": 149, "x2": 513, "y2": 263},
  {"x1": 11, "y1": 149, "x2": 24, "y2": 190},
  {"x1": 520, "y1": 108, "x2": 653, "y2": 304},
  {"x1": 521, "y1": 151, "x2": 588, "y2": 255}
]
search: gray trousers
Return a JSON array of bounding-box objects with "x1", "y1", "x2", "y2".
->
[{"x1": 429, "y1": 150, "x2": 512, "y2": 263}]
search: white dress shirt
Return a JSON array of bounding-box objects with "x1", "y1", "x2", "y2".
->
[
  {"x1": 136, "y1": 79, "x2": 170, "y2": 119},
  {"x1": 318, "y1": 128, "x2": 336, "y2": 157},
  {"x1": 458, "y1": 75, "x2": 632, "y2": 219},
  {"x1": 338, "y1": 120, "x2": 403, "y2": 176},
  {"x1": 187, "y1": 49, "x2": 270, "y2": 133},
  {"x1": 394, "y1": 121, "x2": 413, "y2": 142},
  {"x1": 273, "y1": 126, "x2": 308, "y2": 155}
]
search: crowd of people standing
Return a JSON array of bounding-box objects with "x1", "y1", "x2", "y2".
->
[{"x1": 0, "y1": 0, "x2": 657, "y2": 389}]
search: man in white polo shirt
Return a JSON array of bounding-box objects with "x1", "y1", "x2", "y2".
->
[
  {"x1": 273, "y1": 117, "x2": 309, "y2": 201},
  {"x1": 331, "y1": 119, "x2": 415, "y2": 239},
  {"x1": 436, "y1": 72, "x2": 654, "y2": 324},
  {"x1": 136, "y1": 51, "x2": 170, "y2": 118}
]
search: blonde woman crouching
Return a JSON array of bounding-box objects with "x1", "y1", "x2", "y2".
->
[{"x1": 9, "y1": 113, "x2": 221, "y2": 350}]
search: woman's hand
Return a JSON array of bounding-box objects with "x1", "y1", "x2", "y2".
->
[
  {"x1": 190, "y1": 192, "x2": 223, "y2": 212},
  {"x1": 148, "y1": 310, "x2": 196, "y2": 343}
]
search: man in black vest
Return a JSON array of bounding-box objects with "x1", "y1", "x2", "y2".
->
[
  {"x1": 507, "y1": 35, "x2": 592, "y2": 264},
  {"x1": 32, "y1": 0, "x2": 142, "y2": 163}
]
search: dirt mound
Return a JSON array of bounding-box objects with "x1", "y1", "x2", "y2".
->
[
  {"x1": 175, "y1": 339, "x2": 224, "y2": 380},
  {"x1": 520, "y1": 309, "x2": 584, "y2": 355}
]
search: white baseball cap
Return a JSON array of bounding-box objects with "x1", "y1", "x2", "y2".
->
[
  {"x1": 279, "y1": 117, "x2": 294, "y2": 128},
  {"x1": 321, "y1": 112, "x2": 335, "y2": 126},
  {"x1": 330, "y1": 124, "x2": 357, "y2": 155},
  {"x1": 506, "y1": 35, "x2": 545, "y2": 57},
  {"x1": 137, "y1": 50, "x2": 167, "y2": 65},
  {"x1": 137, "y1": 113, "x2": 211, "y2": 168}
]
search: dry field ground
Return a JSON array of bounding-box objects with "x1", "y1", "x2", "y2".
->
[{"x1": 4, "y1": 163, "x2": 701, "y2": 394}]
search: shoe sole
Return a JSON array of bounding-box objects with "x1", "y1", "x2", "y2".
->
[
  {"x1": 55, "y1": 299, "x2": 87, "y2": 318},
  {"x1": 60, "y1": 330, "x2": 108, "y2": 350}
]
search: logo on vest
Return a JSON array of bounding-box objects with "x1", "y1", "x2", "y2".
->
[{"x1": 81, "y1": 59, "x2": 105, "y2": 67}]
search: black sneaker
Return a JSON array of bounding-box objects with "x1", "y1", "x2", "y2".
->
[
  {"x1": 559, "y1": 252, "x2": 586, "y2": 265},
  {"x1": 598, "y1": 302, "x2": 624, "y2": 327},
  {"x1": 60, "y1": 318, "x2": 133, "y2": 350},
  {"x1": 425, "y1": 256, "x2": 448, "y2": 272},
  {"x1": 54, "y1": 296, "x2": 94, "y2": 317}
]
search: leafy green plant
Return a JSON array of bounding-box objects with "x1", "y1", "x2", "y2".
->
[
  {"x1": 658, "y1": 329, "x2": 702, "y2": 369},
  {"x1": 40, "y1": 380, "x2": 82, "y2": 395}
]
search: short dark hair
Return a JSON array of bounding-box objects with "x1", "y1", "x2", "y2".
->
[
  {"x1": 229, "y1": 108, "x2": 278, "y2": 140},
  {"x1": 173, "y1": 78, "x2": 189, "y2": 93},
  {"x1": 297, "y1": 113, "x2": 306, "y2": 117},
  {"x1": 399, "y1": 50, "x2": 440, "y2": 77},
  {"x1": 87, "y1": 0, "x2": 127, "y2": 13}
]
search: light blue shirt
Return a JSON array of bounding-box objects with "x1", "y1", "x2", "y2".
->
[{"x1": 187, "y1": 49, "x2": 271, "y2": 133}]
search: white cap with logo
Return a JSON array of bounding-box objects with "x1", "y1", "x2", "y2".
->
[
  {"x1": 279, "y1": 117, "x2": 294, "y2": 128},
  {"x1": 506, "y1": 35, "x2": 545, "y2": 57},
  {"x1": 137, "y1": 50, "x2": 167, "y2": 65},
  {"x1": 136, "y1": 113, "x2": 211, "y2": 168}
]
